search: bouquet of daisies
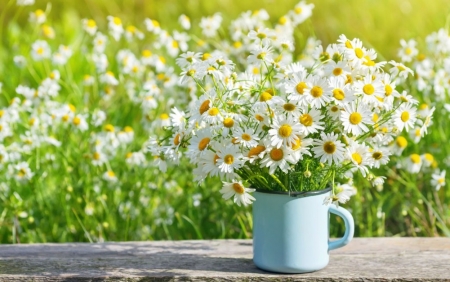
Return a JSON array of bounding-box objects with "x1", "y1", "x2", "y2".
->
[{"x1": 150, "y1": 33, "x2": 432, "y2": 207}]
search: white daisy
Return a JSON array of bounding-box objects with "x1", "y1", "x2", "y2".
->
[
  {"x1": 346, "y1": 143, "x2": 372, "y2": 176},
  {"x1": 233, "y1": 126, "x2": 260, "y2": 148},
  {"x1": 340, "y1": 102, "x2": 373, "y2": 135},
  {"x1": 285, "y1": 70, "x2": 311, "y2": 106},
  {"x1": 369, "y1": 146, "x2": 391, "y2": 168},
  {"x1": 220, "y1": 180, "x2": 256, "y2": 206},
  {"x1": 260, "y1": 145, "x2": 296, "y2": 174},
  {"x1": 216, "y1": 145, "x2": 245, "y2": 174},
  {"x1": 406, "y1": 153, "x2": 422, "y2": 173},
  {"x1": 304, "y1": 75, "x2": 332, "y2": 109},
  {"x1": 393, "y1": 103, "x2": 417, "y2": 132},
  {"x1": 298, "y1": 108, "x2": 325, "y2": 135},
  {"x1": 353, "y1": 74, "x2": 384, "y2": 106},
  {"x1": 328, "y1": 76, "x2": 355, "y2": 106},
  {"x1": 323, "y1": 183, "x2": 356, "y2": 206},
  {"x1": 269, "y1": 116, "x2": 303, "y2": 148},
  {"x1": 312, "y1": 132, "x2": 346, "y2": 165},
  {"x1": 431, "y1": 170, "x2": 446, "y2": 191}
]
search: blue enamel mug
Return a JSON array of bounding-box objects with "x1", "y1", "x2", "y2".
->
[{"x1": 252, "y1": 188, "x2": 354, "y2": 273}]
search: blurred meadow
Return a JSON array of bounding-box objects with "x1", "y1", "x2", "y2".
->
[{"x1": 0, "y1": 0, "x2": 449, "y2": 243}]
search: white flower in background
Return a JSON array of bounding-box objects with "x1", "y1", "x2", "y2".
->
[
  {"x1": 431, "y1": 170, "x2": 446, "y2": 191},
  {"x1": 288, "y1": 1, "x2": 314, "y2": 25},
  {"x1": 178, "y1": 14, "x2": 191, "y2": 30},
  {"x1": 100, "y1": 71, "x2": 119, "y2": 85},
  {"x1": 92, "y1": 150, "x2": 107, "y2": 166},
  {"x1": 398, "y1": 39, "x2": 418, "y2": 63},
  {"x1": 125, "y1": 25, "x2": 144, "y2": 41},
  {"x1": 107, "y1": 16, "x2": 124, "y2": 41},
  {"x1": 12, "y1": 162, "x2": 34, "y2": 182},
  {"x1": 29, "y1": 9, "x2": 46, "y2": 24},
  {"x1": 220, "y1": 180, "x2": 255, "y2": 206},
  {"x1": 248, "y1": 45, "x2": 274, "y2": 66},
  {"x1": 92, "y1": 53, "x2": 108, "y2": 73},
  {"x1": 82, "y1": 19, "x2": 97, "y2": 35},
  {"x1": 199, "y1": 13, "x2": 222, "y2": 38},
  {"x1": 126, "y1": 151, "x2": 146, "y2": 166},
  {"x1": 406, "y1": 153, "x2": 422, "y2": 173},
  {"x1": 72, "y1": 114, "x2": 89, "y2": 132},
  {"x1": 117, "y1": 127, "x2": 134, "y2": 144},
  {"x1": 371, "y1": 176, "x2": 386, "y2": 191},
  {"x1": 0, "y1": 122, "x2": 14, "y2": 141},
  {"x1": 389, "y1": 61, "x2": 414, "y2": 80},
  {"x1": 93, "y1": 32, "x2": 108, "y2": 54},
  {"x1": 103, "y1": 170, "x2": 118, "y2": 183},
  {"x1": 144, "y1": 18, "x2": 162, "y2": 34},
  {"x1": 17, "y1": 0, "x2": 35, "y2": 6},
  {"x1": 31, "y1": 40, "x2": 51, "y2": 61},
  {"x1": 13, "y1": 55, "x2": 27, "y2": 68}
]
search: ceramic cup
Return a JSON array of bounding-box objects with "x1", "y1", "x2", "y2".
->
[{"x1": 252, "y1": 188, "x2": 354, "y2": 273}]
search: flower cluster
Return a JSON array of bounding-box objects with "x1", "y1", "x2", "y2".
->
[{"x1": 154, "y1": 18, "x2": 433, "y2": 206}]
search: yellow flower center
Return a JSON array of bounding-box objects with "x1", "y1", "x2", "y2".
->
[
  {"x1": 87, "y1": 19, "x2": 96, "y2": 28},
  {"x1": 396, "y1": 136, "x2": 408, "y2": 148},
  {"x1": 405, "y1": 47, "x2": 412, "y2": 55},
  {"x1": 352, "y1": 152, "x2": 363, "y2": 165},
  {"x1": 333, "y1": 88, "x2": 345, "y2": 100},
  {"x1": 224, "y1": 154, "x2": 234, "y2": 165},
  {"x1": 279, "y1": 124, "x2": 292, "y2": 138},
  {"x1": 37, "y1": 47, "x2": 44, "y2": 55},
  {"x1": 424, "y1": 153, "x2": 434, "y2": 163},
  {"x1": 248, "y1": 145, "x2": 266, "y2": 157},
  {"x1": 173, "y1": 134, "x2": 181, "y2": 145},
  {"x1": 355, "y1": 48, "x2": 364, "y2": 59},
  {"x1": 278, "y1": 16, "x2": 287, "y2": 25},
  {"x1": 232, "y1": 183, "x2": 245, "y2": 194},
  {"x1": 349, "y1": 112, "x2": 362, "y2": 125},
  {"x1": 299, "y1": 114, "x2": 313, "y2": 126},
  {"x1": 233, "y1": 41, "x2": 242, "y2": 48},
  {"x1": 296, "y1": 82, "x2": 307, "y2": 94},
  {"x1": 113, "y1": 17, "x2": 122, "y2": 25},
  {"x1": 223, "y1": 118, "x2": 234, "y2": 128},
  {"x1": 269, "y1": 148, "x2": 284, "y2": 161},
  {"x1": 310, "y1": 86, "x2": 323, "y2": 98},
  {"x1": 208, "y1": 107, "x2": 219, "y2": 116},
  {"x1": 73, "y1": 117, "x2": 81, "y2": 126},
  {"x1": 291, "y1": 137, "x2": 302, "y2": 150},
  {"x1": 93, "y1": 152, "x2": 100, "y2": 160},
  {"x1": 62, "y1": 115, "x2": 69, "y2": 122},
  {"x1": 323, "y1": 141, "x2": 336, "y2": 154},
  {"x1": 438, "y1": 178, "x2": 445, "y2": 184},
  {"x1": 256, "y1": 52, "x2": 266, "y2": 60},
  {"x1": 331, "y1": 106, "x2": 339, "y2": 112},
  {"x1": 345, "y1": 40, "x2": 353, "y2": 49},
  {"x1": 198, "y1": 137, "x2": 210, "y2": 151},
  {"x1": 410, "y1": 154, "x2": 421, "y2": 164},
  {"x1": 108, "y1": 171, "x2": 116, "y2": 177},
  {"x1": 381, "y1": 85, "x2": 391, "y2": 97},
  {"x1": 259, "y1": 91, "x2": 273, "y2": 102},
  {"x1": 242, "y1": 134, "x2": 252, "y2": 141},
  {"x1": 18, "y1": 168, "x2": 26, "y2": 178},
  {"x1": 283, "y1": 103, "x2": 296, "y2": 112},
  {"x1": 400, "y1": 111, "x2": 410, "y2": 122},
  {"x1": 294, "y1": 7, "x2": 302, "y2": 14},
  {"x1": 29, "y1": 118, "x2": 35, "y2": 126},
  {"x1": 372, "y1": 151, "x2": 383, "y2": 160},
  {"x1": 333, "y1": 68, "x2": 343, "y2": 76},
  {"x1": 199, "y1": 100, "x2": 210, "y2": 115},
  {"x1": 105, "y1": 124, "x2": 115, "y2": 132},
  {"x1": 363, "y1": 84, "x2": 375, "y2": 95}
]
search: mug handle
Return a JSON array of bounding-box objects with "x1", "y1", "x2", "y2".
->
[{"x1": 328, "y1": 205, "x2": 355, "y2": 251}]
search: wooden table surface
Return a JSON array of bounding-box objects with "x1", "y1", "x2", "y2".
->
[{"x1": 0, "y1": 238, "x2": 449, "y2": 281}]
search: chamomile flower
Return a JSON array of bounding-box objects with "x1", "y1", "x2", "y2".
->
[
  {"x1": 92, "y1": 151, "x2": 107, "y2": 166},
  {"x1": 406, "y1": 153, "x2": 422, "y2": 173},
  {"x1": 29, "y1": 9, "x2": 46, "y2": 24},
  {"x1": 389, "y1": 61, "x2": 414, "y2": 80},
  {"x1": 269, "y1": 116, "x2": 303, "y2": 148},
  {"x1": 260, "y1": 145, "x2": 296, "y2": 174},
  {"x1": 82, "y1": 19, "x2": 97, "y2": 35},
  {"x1": 304, "y1": 75, "x2": 332, "y2": 109},
  {"x1": 353, "y1": 74, "x2": 384, "y2": 106},
  {"x1": 178, "y1": 14, "x2": 191, "y2": 30},
  {"x1": 199, "y1": 13, "x2": 222, "y2": 38},
  {"x1": 31, "y1": 40, "x2": 51, "y2": 61},
  {"x1": 12, "y1": 162, "x2": 34, "y2": 182},
  {"x1": 248, "y1": 45, "x2": 274, "y2": 66},
  {"x1": 347, "y1": 143, "x2": 372, "y2": 176},
  {"x1": 328, "y1": 76, "x2": 355, "y2": 106},
  {"x1": 220, "y1": 180, "x2": 255, "y2": 206},
  {"x1": 398, "y1": 39, "x2": 418, "y2": 63},
  {"x1": 107, "y1": 16, "x2": 124, "y2": 41},
  {"x1": 17, "y1": 0, "x2": 35, "y2": 5},
  {"x1": 324, "y1": 60, "x2": 350, "y2": 80},
  {"x1": 187, "y1": 129, "x2": 213, "y2": 159},
  {"x1": 144, "y1": 18, "x2": 161, "y2": 34},
  {"x1": 369, "y1": 146, "x2": 390, "y2": 168},
  {"x1": 284, "y1": 70, "x2": 310, "y2": 106},
  {"x1": 234, "y1": 126, "x2": 260, "y2": 148},
  {"x1": 216, "y1": 145, "x2": 245, "y2": 174},
  {"x1": 393, "y1": 103, "x2": 417, "y2": 132},
  {"x1": 431, "y1": 170, "x2": 446, "y2": 191},
  {"x1": 298, "y1": 108, "x2": 325, "y2": 135},
  {"x1": 72, "y1": 114, "x2": 89, "y2": 132},
  {"x1": 103, "y1": 170, "x2": 118, "y2": 183},
  {"x1": 340, "y1": 102, "x2": 373, "y2": 135},
  {"x1": 323, "y1": 183, "x2": 356, "y2": 206},
  {"x1": 312, "y1": 132, "x2": 346, "y2": 165}
]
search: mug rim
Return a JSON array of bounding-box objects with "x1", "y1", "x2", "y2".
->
[{"x1": 254, "y1": 187, "x2": 331, "y2": 198}]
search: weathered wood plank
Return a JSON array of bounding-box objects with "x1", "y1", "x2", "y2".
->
[{"x1": 0, "y1": 238, "x2": 449, "y2": 281}]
